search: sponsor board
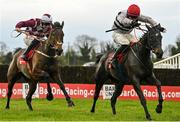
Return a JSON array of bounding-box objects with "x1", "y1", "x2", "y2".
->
[
  {"x1": 22, "y1": 83, "x2": 39, "y2": 99},
  {"x1": 0, "y1": 83, "x2": 23, "y2": 98},
  {"x1": 0, "y1": 83, "x2": 179, "y2": 101},
  {"x1": 103, "y1": 85, "x2": 180, "y2": 101},
  {"x1": 39, "y1": 83, "x2": 103, "y2": 98},
  {"x1": 0, "y1": 83, "x2": 103, "y2": 99}
]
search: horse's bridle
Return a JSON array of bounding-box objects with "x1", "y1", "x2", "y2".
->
[{"x1": 47, "y1": 27, "x2": 63, "y2": 51}]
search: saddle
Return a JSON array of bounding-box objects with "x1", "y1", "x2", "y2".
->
[
  {"x1": 107, "y1": 47, "x2": 129, "y2": 69},
  {"x1": 106, "y1": 51, "x2": 129, "y2": 82},
  {"x1": 19, "y1": 45, "x2": 39, "y2": 65}
]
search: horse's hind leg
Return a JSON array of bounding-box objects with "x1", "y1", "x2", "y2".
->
[
  {"x1": 147, "y1": 74, "x2": 163, "y2": 113},
  {"x1": 132, "y1": 75, "x2": 152, "y2": 120},
  {"x1": 6, "y1": 73, "x2": 22, "y2": 109},
  {"x1": 6, "y1": 60, "x2": 22, "y2": 109},
  {"x1": 90, "y1": 73, "x2": 108, "y2": 113},
  {"x1": 26, "y1": 81, "x2": 37, "y2": 111},
  {"x1": 111, "y1": 81, "x2": 125, "y2": 115}
]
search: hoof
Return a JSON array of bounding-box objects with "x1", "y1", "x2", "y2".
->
[
  {"x1": 156, "y1": 104, "x2": 162, "y2": 113},
  {"x1": 90, "y1": 109, "x2": 95, "y2": 113},
  {"x1": 5, "y1": 106, "x2": 9, "y2": 109},
  {"x1": 111, "y1": 102, "x2": 116, "y2": 115},
  {"x1": 28, "y1": 105, "x2": 33, "y2": 111},
  {"x1": 111, "y1": 106, "x2": 116, "y2": 115},
  {"x1": 46, "y1": 93, "x2": 54, "y2": 101},
  {"x1": 68, "y1": 100, "x2": 75, "y2": 107},
  {"x1": 112, "y1": 111, "x2": 116, "y2": 115},
  {"x1": 29, "y1": 108, "x2": 33, "y2": 111},
  {"x1": 146, "y1": 115, "x2": 152, "y2": 121}
]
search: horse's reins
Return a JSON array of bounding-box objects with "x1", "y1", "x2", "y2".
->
[
  {"x1": 131, "y1": 26, "x2": 153, "y2": 72},
  {"x1": 35, "y1": 50, "x2": 58, "y2": 58},
  {"x1": 134, "y1": 25, "x2": 152, "y2": 50},
  {"x1": 11, "y1": 30, "x2": 46, "y2": 42}
]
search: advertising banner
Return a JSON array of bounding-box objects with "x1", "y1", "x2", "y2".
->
[
  {"x1": 22, "y1": 83, "x2": 39, "y2": 99},
  {"x1": 0, "y1": 83, "x2": 179, "y2": 101},
  {"x1": 103, "y1": 85, "x2": 180, "y2": 101},
  {"x1": 39, "y1": 83, "x2": 103, "y2": 98},
  {"x1": 0, "y1": 83, "x2": 22, "y2": 98}
]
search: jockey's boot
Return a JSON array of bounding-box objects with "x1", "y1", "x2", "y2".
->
[
  {"x1": 110, "y1": 45, "x2": 128, "y2": 68},
  {"x1": 20, "y1": 39, "x2": 40, "y2": 64},
  {"x1": 116, "y1": 63, "x2": 129, "y2": 82}
]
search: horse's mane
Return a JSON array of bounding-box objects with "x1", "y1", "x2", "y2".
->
[
  {"x1": 139, "y1": 31, "x2": 148, "y2": 43},
  {"x1": 132, "y1": 31, "x2": 148, "y2": 52}
]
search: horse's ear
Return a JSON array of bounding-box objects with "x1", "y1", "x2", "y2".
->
[
  {"x1": 146, "y1": 24, "x2": 151, "y2": 30},
  {"x1": 61, "y1": 21, "x2": 64, "y2": 29},
  {"x1": 156, "y1": 23, "x2": 161, "y2": 29}
]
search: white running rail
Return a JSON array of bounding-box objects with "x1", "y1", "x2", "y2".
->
[{"x1": 154, "y1": 53, "x2": 180, "y2": 69}]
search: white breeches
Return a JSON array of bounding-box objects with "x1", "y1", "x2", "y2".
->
[
  {"x1": 112, "y1": 32, "x2": 138, "y2": 45},
  {"x1": 23, "y1": 36, "x2": 46, "y2": 46},
  {"x1": 23, "y1": 36, "x2": 34, "y2": 46}
]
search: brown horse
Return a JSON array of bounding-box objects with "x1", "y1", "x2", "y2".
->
[{"x1": 6, "y1": 22, "x2": 74, "y2": 110}]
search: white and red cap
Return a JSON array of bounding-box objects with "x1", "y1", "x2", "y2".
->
[{"x1": 41, "y1": 14, "x2": 52, "y2": 23}]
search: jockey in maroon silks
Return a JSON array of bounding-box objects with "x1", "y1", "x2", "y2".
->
[{"x1": 15, "y1": 14, "x2": 53, "y2": 65}]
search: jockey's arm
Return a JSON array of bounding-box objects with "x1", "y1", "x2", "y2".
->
[
  {"x1": 15, "y1": 19, "x2": 37, "y2": 36},
  {"x1": 138, "y1": 14, "x2": 158, "y2": 27},
  {"x1": 15, "y1": 19, "x2": 36, "y2": 30},
  {"x1": 138, "y1": 15, "x2": 166, "y2": 33}
]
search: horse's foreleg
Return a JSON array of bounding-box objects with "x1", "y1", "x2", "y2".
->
[
  {"x1": 58, "y1": 79, "x2": 75, "y2": 107},
  {"x1": 32, "y1": 70, "x2": 54, "y2": 101},
  {"x1": 132, "y1": 76, "x2": 152, "y2": 120},
  {"x1": 147, "y1": 74, "x2": 163, "y2": 113},
  {"x1": 46, "y1": 82, "x2": 53, "y2": 101},
  {"x1": 26, "y1": 81, "x2": 37, "y2": 111},
  {"x1": 111, "y1": 81, "x2": 124, "y2": 115},
  {"x1": 51, "y1": 74, "x2": 74, "y2": 107}
]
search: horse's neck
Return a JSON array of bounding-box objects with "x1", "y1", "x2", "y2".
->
[
  {"x1": 133, "y1": 35, "x2": 152, "y2": 65},
  {"x1": 37, "y1": 42, "x2": 56, "y2": 57}
]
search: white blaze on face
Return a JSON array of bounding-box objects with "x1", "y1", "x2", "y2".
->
[{"x1": 155, "y1": 33, "x2": 159, "y2": 37}]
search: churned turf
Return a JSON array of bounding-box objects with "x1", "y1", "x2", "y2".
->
[{"x1": 0, "y1": 98, "x2": 179, "y2": 121}]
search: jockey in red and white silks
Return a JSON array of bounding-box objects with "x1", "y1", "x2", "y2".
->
[{"x1": 109, "y1": 4, "x2": 166, "y2": 68}]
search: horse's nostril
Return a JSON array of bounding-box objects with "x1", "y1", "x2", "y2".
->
[
  {"x1": 56, "y1": 49, "x2": 63, "y2": 56},
  {"x1": 156, "y1": 51, "x2": 163, "y2": 59}
]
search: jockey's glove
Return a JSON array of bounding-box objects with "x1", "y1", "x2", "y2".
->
[
  {"x1": 155, "y1": 24, "x2": 167, "y2": 33},
  {"x1": 15, "y1": 28, "x2": 21, "y2": 32},
  {"x1": 131, "y1": 20, "x2": 141, "y2": 28}
]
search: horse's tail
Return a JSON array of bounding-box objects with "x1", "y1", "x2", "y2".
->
[{"x1": 95, "y1": 53, "x2": 104, "y2": 64}]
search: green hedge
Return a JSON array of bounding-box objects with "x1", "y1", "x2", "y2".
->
[{"x1": 0, "y1": 65, "x2": 179, "y2": 86}]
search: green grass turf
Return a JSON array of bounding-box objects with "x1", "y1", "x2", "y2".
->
[{"x1": 0, "y1": 98, "x2": 179, "y2": 121}]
